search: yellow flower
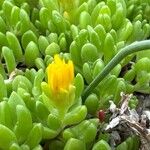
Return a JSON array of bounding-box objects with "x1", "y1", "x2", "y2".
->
[
  {"x1": 59, "y1": 0, "x2": 75, "y2": 11},
  {"x1": 47, "y1": 54, "x2": 74, "y2": 94},
  {"x1": 59, "y1": 0, "x2": 76, "y2": 23}
]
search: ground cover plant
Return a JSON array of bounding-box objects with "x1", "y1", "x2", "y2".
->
[{"x1": 0, "y1": 0, "x2": 150, "y2": 149}]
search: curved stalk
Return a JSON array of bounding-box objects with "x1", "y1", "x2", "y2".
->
[{"x1": 82, "y1": 40, "x2": 150, "y2": 100}]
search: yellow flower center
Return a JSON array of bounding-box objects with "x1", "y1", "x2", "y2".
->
[{"x1": 47, "y1": 54, "x2": 74, "y2": 94}]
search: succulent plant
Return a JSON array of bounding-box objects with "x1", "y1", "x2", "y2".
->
[{"x1": 0, "y1": 0, "x2": 150, "y2": 149}]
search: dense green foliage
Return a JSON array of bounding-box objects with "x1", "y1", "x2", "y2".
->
[{"x1": 0, "y1": 0, "x2": 150, "y2": 149}]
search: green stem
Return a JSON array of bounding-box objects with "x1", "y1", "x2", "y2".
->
[{"x1": 82, "y1": 40, "x2": 150, "y2": 100}]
